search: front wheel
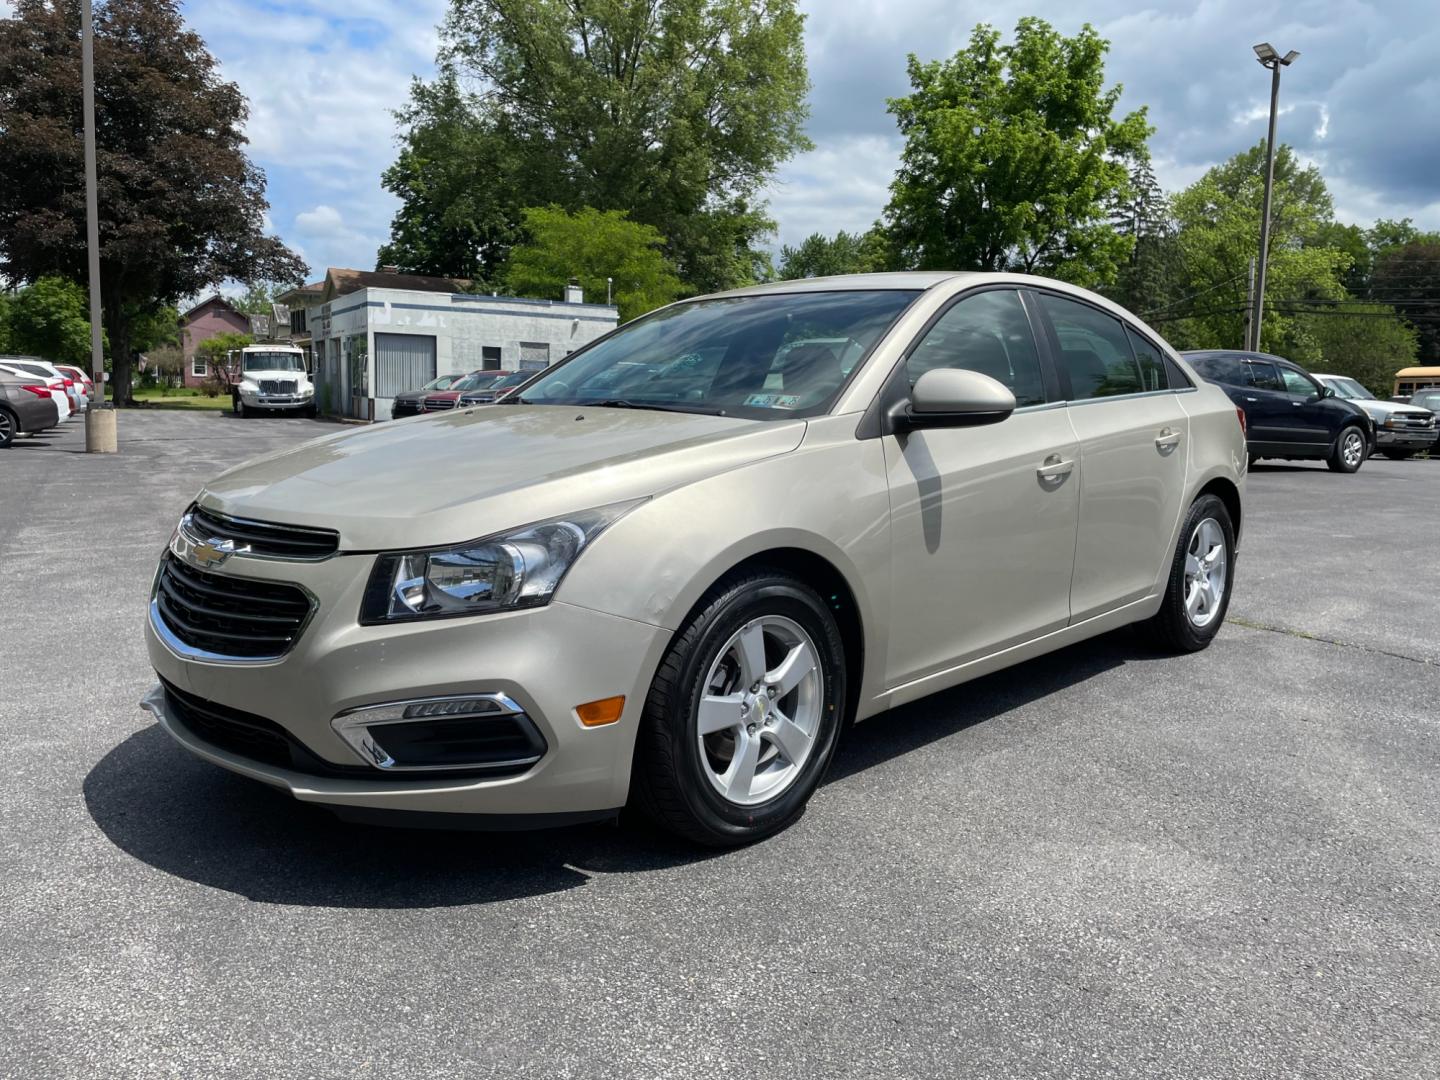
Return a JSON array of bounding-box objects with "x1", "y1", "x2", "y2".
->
[
  {"x1": 632, "y1": 570, "x2": 847, "y2": 847},
  {"x1": 0, "y1": 406, "x2": 16, "y2": 448},
  {"x1": 1147, "y1": 494, "x2": 1236, "y2": 653},
  {"x1": 1327, "y1": 426, "x2": 1367, "y2": 473},
  {"x1": 233, "y1": 394, "x2": 247, "y2": 418}
]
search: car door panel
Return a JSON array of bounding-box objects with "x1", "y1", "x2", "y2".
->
[
  {"x1": 882, "y1": 409, "x2": 1080, "y2": 685},
  {"x1": 1065, "y1": 395, "x2": 1189, "y2": 618},
  {"x1": 879, "y1": 286, "x2": 1079, "y2": 689}
]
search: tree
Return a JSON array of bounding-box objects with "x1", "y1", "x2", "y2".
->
[
  {"x1": 0, "y1": 0, "x2": 305, "y2": 406},
  {"x1": 388, "y1": 0, "x2": 812, "y2": 294},
  {"x1": 376, "y1": 72, "x2": 523, "y2": 287},
  {"x1": 196, "y1": 330, "x2": 251, "y2": 395},
  {"x1": 1301, "y1": 306, "x2": 1418, "y2": 395},
  {"x1": 1370, "y1": 240, "x2": 1440, "y2": 366},
  {"x1": 777, "y1": 229, "x2": 890, "y2": 280},
  {"x1": 3, "y1": 275, "x2": 94, "y2": 365},
  {"x1": 1106, "y1": 160, "x2": 1182, "y2": 318},
  {"x1": 506, "y1": 206, "x2": 684, "y2": 321},
  {"x1": 882, "y1": 18, "x2": 1151, "y2": 285}
]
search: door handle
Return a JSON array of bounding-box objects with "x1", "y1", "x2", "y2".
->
[
  {"x1": 1155, "y1": 428, "x2": 1181, "y2": 454},
  {"x1": 1292, "y1": 401, "x2": 1305, "y2": 407},
  {"x1": 1244, "y1": 396, "x2": 1258, "y2": 403},
  {"x1": 1036, "y1": 454, "x2": 1074, "y2": 485}
]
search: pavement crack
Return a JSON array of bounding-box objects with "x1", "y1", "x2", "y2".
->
[{"x1": 1230, "y1": 617, "x2": 1437, "y2": 667}]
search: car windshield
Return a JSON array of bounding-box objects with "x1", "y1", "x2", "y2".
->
[
  {"x1": 243, "y1": 352, "x2": 305, "y2": 372},
  {"x1": 1410, "y1": 391, "x2": 1440, "y2": 411},
  {"x1": 1324, "y1": 376, "x2": 1374, "y2": 401},
  {"x1": 518, "y1": 290, "x2": 920, "y2": 418}
]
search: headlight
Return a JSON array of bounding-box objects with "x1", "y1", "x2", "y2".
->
[
  {"x1": 301, "y1": 384, "x2": 314, "y2": 396},
  {"x1": 360, "y1": 499, "x2": 645, "y2": 624},
  {"x1": 239, "y1": 381, "x2": 258, "y2": 393}
]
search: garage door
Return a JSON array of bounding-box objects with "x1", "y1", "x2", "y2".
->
[{"x1": 375, "y1": 333, "x2": 437, "y2": 397}]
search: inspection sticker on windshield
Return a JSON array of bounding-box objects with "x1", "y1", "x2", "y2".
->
[{"x1": 743, "y1": 393, "x2": 802, "y2": 409}]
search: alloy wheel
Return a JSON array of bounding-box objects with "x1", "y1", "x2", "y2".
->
[
  {"x1": 695, "y1": 615, "x2": 823, "y2": 807},
  {"x1": 0, "y1": 410, "x2": 13, "y2": 444},
  {"x1": 1342, "y1": 430, "x2": 1365, "y2": 468},
  {"x1": 1184, "y1": 517, "x2": 1228, "y2": 629}
]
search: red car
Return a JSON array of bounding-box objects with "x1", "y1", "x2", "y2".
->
[{"x1": 420, "y1": 370, "x2": 506, "y2": 413}]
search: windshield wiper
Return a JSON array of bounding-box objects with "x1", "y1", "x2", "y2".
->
[{"x1": 574, "y1": 399, "x2": 727, "y2": 416}]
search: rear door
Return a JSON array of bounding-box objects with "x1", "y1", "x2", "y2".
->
[
  {"x1": 1238, "y1": 358, "x2": 1293, "y2": 450},
  {"x1": 1033, "y1": 292, "x2": 1190, "y2": 619}
]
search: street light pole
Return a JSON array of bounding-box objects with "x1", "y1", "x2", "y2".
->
[
  {"x1": 1249, "y1": 42, "x2": 1300, "y2": 354},
  {"x1": 82, "y1": 0, "x2": 117, "y2": 451}
]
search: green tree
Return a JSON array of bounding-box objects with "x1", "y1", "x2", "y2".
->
[
  {"x1": 389, "y1": 0, "x2": 812, "y2": 294},
  {"x1": 882, "y1": 18, "x2": 1151, "y2": 284},
  {"x1": 1301, "y1": 305, "x2": 1418, "y2": 395},
  {"x1": 3, "y1": 275, "x2": 94, "y2": 365},
  {"x1": 506, "y1": 206, "x2": 684, "y2": 321},
  {"x1": 0, "y1": 0, "x2": 305, "y2": 406},
  {"x1": 196, "y1": 330, "x2": 252, "y2": 394},
  {"x1": 1370, "y1": 240, "x2": 1440, "y2": 366},
  {"x1": 377, "y1": 73, "x2": 523, "y2": 287},
  {"x1": 777, "y1": 229, "x2": 890, "y2": 280},
  {"x1": 1160, "y1": 143, "x2": 1350, "y2": 356}
]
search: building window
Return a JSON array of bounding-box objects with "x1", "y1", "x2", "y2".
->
[
  {"x1": 482, "y1": 346, "x2": 502, "y2": 370},
  {"x1": 519, "y1": 342, "x2": 550, "y2": 370},
  {"x1": 192, "y1": 356, "x2": 208, "y2": 378}
]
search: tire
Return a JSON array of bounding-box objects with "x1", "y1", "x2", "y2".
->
[
  {"x1": 632, "y1": 569, "x2": 847, "y2": 847},
  {"x1": 1147, "y1": 493, "x2": 1236, "y2": 653},
  {"x1": 0, "y1": 406, "x2": 16, "y2": 448},
  {"x1": 233, "y1": 394, "x2": 246, "y2": 418},
  {"x1": 1327, "y1": 425, "x2": 1367, "y2": 473},
  {"x1": 1382, "y1": 450, "x2": 1414, "y2": 461}
]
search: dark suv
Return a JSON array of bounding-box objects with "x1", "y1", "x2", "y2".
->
[{"x1": 1182, "y1": 350, "x2": 1374, "y2": 473}]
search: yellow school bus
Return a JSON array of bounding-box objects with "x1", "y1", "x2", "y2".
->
[{"x1": 1394, "y1": 366, "x2": 1440, "y2": 398}]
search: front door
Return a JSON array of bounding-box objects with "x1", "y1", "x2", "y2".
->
[
  {"x1": 883, "y1": 288, "x2": 1080, "y2": 688},
  {"x1": 1033, "y1": 292, "x2": 1190, "y2": 619},
  {"x1": 1240, "y1": 358, "x2": 1304, "y2": 451}
]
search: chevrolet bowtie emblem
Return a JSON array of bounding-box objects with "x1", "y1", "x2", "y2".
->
[{"x1": 190, "y1": 539, "x2": 235, "y2": 567}]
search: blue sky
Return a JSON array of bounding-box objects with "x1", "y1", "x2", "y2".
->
[{"x1": 9, "y1": 1, "x2": 1439, "y2": 280}]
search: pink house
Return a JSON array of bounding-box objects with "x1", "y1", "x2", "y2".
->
[{"x1": 180, "y1": 295, "x2": 251, "y2": 388}]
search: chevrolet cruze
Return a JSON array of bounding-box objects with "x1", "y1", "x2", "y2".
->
[{"x1": 143, "y1": 273, "x2": 1246, "y2": 846}]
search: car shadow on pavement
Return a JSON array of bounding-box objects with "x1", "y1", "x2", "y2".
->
[
  {"x1": 83, "y1": 724, "x2": 721, "y2": 909},
  {"x1": 827, "y1": 630, "x2": 1141, "y2": 783},
  {"x1": 84, "y1": 630, "x2": 1153, "y2": 909}
]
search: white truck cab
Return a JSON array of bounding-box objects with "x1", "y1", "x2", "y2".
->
[{"x1": 232, "y1": 345, "x2": 315, "y2": 417}]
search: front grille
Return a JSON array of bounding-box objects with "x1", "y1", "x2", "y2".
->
[
  {"x1": 154, "y1": 553, "x2": 312, "y2": 659},
  {"x1": 1389, "y1": 411, "x2": 1436, "y2": 430},
  {"x1": 188, "y1": 504, "x2": 339, "y2": 559},
  {"x1": 259, "y1": 379, "x2": 298, "y2": 395},
  {"x1": 424, "y1": 398, "x2": 456, "y2": 411}
]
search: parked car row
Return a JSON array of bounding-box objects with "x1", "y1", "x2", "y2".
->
[
  {"x1": 390, "y1": 368, "x2": 534, "y2": 419},
  {"x1": 0, "y1": 355, "x2": 94, "y2": 447},
  {"x1": 1183, "y1": 349, "x2": 1438, "y2": 473}
]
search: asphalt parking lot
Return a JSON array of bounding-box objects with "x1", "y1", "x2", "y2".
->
[{"x1": 2, "y1": 411, "x2": 1437, "y2": 1079}]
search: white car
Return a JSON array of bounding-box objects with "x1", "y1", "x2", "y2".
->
[
  {"x1": 231, "y1": 346, "x2": 316, "y2": 417},
  {"x1": 1, "y1": 357, "x2": 85, "y2": 417},
  {"x1": 0, "y1": 361, "x2": 71, "y2": 421},
  {"x1": 1313, "y1": 373, "x2": 1437, "y2": 460}
]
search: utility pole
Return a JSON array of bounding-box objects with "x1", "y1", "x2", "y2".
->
[
  {"x1": 1249, "y1": 43, "x2": 1300, "y2": 354},
  {"x1": 82, "y1": 0, "x2": 117, "y2": 452},
  {"x1": 1242, "y1": 257, "x2": 1256, "y2": 350}
]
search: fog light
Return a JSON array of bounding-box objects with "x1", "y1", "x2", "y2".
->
[{"x1": 576, "y1": 696, "x2": 625, "y2": 727}]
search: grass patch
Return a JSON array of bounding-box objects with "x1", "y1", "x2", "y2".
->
[{"x1": 106, "y1": 386, "x2": 230, "y2": 411}]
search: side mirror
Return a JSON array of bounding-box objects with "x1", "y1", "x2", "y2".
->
[
  {"x1": 892, "y1": 367, "x2": 1017, "y2": 431},
  {"x1": 1319, "y1": 385, "x2": 1335, "y2": 399}
]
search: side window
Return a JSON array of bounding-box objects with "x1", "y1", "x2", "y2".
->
[
  {"x1": 1280, "y1": 368, "x2": 1317, "y2": 397},
  {"x1": 1125, "y1": 327, "x2": 1170, "y2": 392},
  {"x1": 905, "y1": 290, "x2": 1046, "y2": 407},
  {"x1": 1039, "y1": 293, "x2": 1142, "y2": 400},
  {"x1": 1244, "y1": 360, "x2": 1284, "y2": 392}
]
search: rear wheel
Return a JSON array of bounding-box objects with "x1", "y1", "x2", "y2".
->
[
  {"x1": 1327, "y1": 426, "x2": 1367, "y2": 473},
  {"x1": 0, "y1": 406, "x2": 16, "y2": 448},
  {"x1": 632, "y1": 569, "x2": 847, "y2": 847},
  {"x1": 1148, "y1": 494, "x2": 1235, "y2": 653}
]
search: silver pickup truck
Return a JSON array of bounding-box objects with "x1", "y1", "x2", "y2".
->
[{"x1": 1314, "y1": 374, "x2": 1437, "y2": 459}]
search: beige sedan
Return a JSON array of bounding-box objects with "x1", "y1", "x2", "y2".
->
[{"x1": 142, "y1": 273, "x2": 1245, "y2": 846}]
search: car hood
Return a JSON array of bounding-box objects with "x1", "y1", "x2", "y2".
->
[
  {"x1": 198, "y1": 405, "x2": 805, "y2": 550},
  {"x1": 1354, "y1": 399, "x2": 1430, "y2": 419},
  {"x1": 240, "y1": 369, "x2": 309, "y2": 381}
]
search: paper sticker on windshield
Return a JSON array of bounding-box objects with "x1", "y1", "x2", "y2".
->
[{"x1": 743, "y1": 393, "x2": 802, "y2": 409}]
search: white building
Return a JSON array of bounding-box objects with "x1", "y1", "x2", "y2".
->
[{"x1": 305, "y1": 268, "x2": 620, "y2": 421}]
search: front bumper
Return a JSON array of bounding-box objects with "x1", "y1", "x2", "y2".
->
[
  {"x1": 144, "y1": 550, "x2": 671, "y2": 818},
  {"x1": 1374, "y1": 427, "x2": 1437, "y2": 449}
]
